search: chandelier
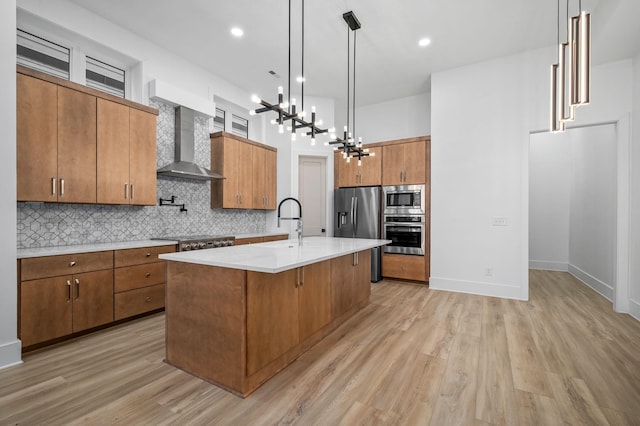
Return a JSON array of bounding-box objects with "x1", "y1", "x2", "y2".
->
[
  {"x1": 250, "y1": 0, "x2": 329, "y2": 145},
  {"x1": 324, "y1": 11, "x2": 374, "y2": 166},
  {"x1": 551, "y1": 0, "x2": 591, "y2": 132}
]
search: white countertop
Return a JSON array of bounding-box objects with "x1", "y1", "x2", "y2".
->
[
  {"x1": 17, "y1": 240, "x2": 178, "y2": 259},
  {"x1": 159, "y1": 237, "x2": 390, "y2": 273}
]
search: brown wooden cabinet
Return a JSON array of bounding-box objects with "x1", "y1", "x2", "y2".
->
[
  {"x1": 211, "y1": 132, "x2": 277, "y2": 210},
  {"x1": 334, "y1": 147, "x2": 382, "y2": 188},
  {"x1": 382, "y1": 253, "x2": 426, "y2": 282},
  {"x1": 246, "y1": 258, "x2": 332, "y2": 376},
  {"x1": 331, "y1": 250, "x2": 371, "y2": 318},
  {"x1": 97, "y1": 100, "x2": 157, "y2": 205},
  {"x1": 17, "y1": 73, "x2": 97, "y2": 203},
  {"x1": 234, "y1": 234, "x2": 288, "y2": 246},
  {"x1": 113, "y1": 244, "x2": 175, "y2": 320},
  {"x1": 382, "y1": 140, "x2": 426, "y2": 185},
  {"x1": 19, "y1": 251, "x2": 114, "y2": 347},
  {"x1": 17, "y1": 66, "x2": 158, "y2": 206},
  {"x1": 251, "y1": 146, "x2": 277, "y2": 209}
]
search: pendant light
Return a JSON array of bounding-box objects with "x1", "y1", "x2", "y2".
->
[
  {"x1": 325, "y1": 11, "x2": 375, "y2": 166},
  {"x1": 250, "y1": 0, "x2": 329, "y2": 144}
]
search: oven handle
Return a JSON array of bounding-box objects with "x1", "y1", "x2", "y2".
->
[{"x1": 384, "y1": 222, "x2": 426, "y2": 227}]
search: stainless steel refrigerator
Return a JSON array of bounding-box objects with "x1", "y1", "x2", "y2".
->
[{"x1": 334, "y1": 186, "x2": 383, "y2": 282}]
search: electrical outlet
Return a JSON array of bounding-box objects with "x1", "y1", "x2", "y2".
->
[
  {"x1": 492, "y1": 217, "x2": 508, "y2": 226},
  {"x1": 485, "y1": 268, "x2": 493, "y2": 277}
]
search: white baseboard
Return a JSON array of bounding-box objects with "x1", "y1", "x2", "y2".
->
[
  {"x1": 568, "y1": 264, "x2": 614, "y2": 302},
  {"x1": 629, "y1": 299, "x2": 640, "y2": 322},
  {"x1": 429, "y1": 277, "x2": 525, "y2": 300},
  {"x1": 0, "y1": 339, "x2": 22, "y2": 371},
  {"x1": 529, "y1": 260, "x2": 568, "y2": 271}
]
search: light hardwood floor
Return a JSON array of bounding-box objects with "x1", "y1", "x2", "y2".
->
[{"x1": 2, "y1": 270, "x2": 640, "y2": 425}]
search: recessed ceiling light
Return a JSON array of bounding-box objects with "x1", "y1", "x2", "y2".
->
[
  {"x1": 418, "y1": 38, "x2": 431, "y2": 47},
  {"x1": 231, "y1": 27, "x2": 244, "y2": 37}
]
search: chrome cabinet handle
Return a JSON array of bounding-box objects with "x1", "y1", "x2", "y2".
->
[
  {"x1": 75, "y1": 278, "x2": 80, "y2": 299},
  {"x1": 146, "y1": 252, "x2": 151, "y2": 257},
  {"x1": 66, "y1": 280, "x2": 71, "y2": 301},
  {"x1": 51, "y1": 177, "x2": 56, "y2": 196},
  {"x1": 124, "y1": 183, "x2": 128, "y2": 200},
  {"x1": 60, "y1": 178, "x2": 65, "y2": 196},
  {"x1": 131, "y1": 184, "x2": 135, "y2": 200},
  {"x1": 69, "y1": 261, "x2": 76, "y2": 267},
  {"x1": 353, "y1": 252, "x2": 359, "y2": 266}
]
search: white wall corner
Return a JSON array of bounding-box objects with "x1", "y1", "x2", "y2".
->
[
  {"x1": 529, "y1": 260, "x2": 569, "y2": 271},
  {"x1": 149, "y1": 79, "x2": 215, "y2": 117},
  {"x1": 629, "y1": 299, "x2": 640, "y2": 322},
  {"x1": 568, "y1": 264, "x2": 614, "y2": 302}
]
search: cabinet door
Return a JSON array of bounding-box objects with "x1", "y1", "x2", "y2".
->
[
  {"x1": 334, "y1": 151, "x2": 357, "y2": 188},
  {"x1": 237, "y1": 141, "x2": 253, "y2": 208},
  {"x1": 72, "y1": 269, "x2": 114, "y2": 332},
  {"x1": 404, "y1": 141, "x2": 426, "y2": 184},
  {"x1": 331, "y1": 254, "x2": 356, "y2": 318},
  {"x1": 354, "y1": 249, "x2": 371, "y2": 305},
  {"x1": 251, "y1": 146, "x2": 266, "y2": 209},
  {"x1": 247, "y1": 269, "x2": 299, "y2": 376},
  {"x1": 129, "y1": 108, "x2": 157, "y2": 206},
  {"x1": 221, "y1": 138, "x2": 241, "y2": 207},
  {"x1": 265, "y1": 149, "x2": 277, "y2": 209},
  {"x1": 17, "y1": 74, "x2": 58, "y2": 202},
  {"x1": 298, "y1": 260, "x2": 332, "y2": 342},
  {"x1": 97, "y1": 99, "x2": 130, "y2": 204},
  {"x1": 382, "y1": 144, "x2": 405, "y2": 185},
  {"x1": 57, "y1": 86, "x2": 97, "y2": 203},
  {"x1": 358, "y1": 147, "x2": 382, "y2": 186},
  {"x1": 20, "y1": 276, "x2": 73, "y2": 347}
]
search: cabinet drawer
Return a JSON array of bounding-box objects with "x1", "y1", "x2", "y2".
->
[
  {"x1": 382, "y1": 254, "x2": 426, "y2": 281},
  {"x1": 21, "y1": 251, "x2": 113, "y2": 281},
  {"x1": 114, "y1": 245, "x2": 176, "y2": 267},
  {"x1": 234, "y1": 237, "x2": 264, "y2": 246},
  {"x1": 263, "y1": 234, "x2": 288, "y2": 242},
  {"x1": 115, "y1": 284, "x2": 165, "y2": 320},
  {"x1": 114, "y1": 262, "x2": 166, "y2": 293}
]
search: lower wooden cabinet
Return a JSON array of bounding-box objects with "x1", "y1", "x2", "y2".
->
[
  {"x1": 382, "y1": 253, "x2": 426, "y2": 282},
  {"x1": 331, "y1": 250, "x2": 371, "y2": 318},
  {"x1": 18, "y1": 244, "x2": 175, "y2": 350},
  {"x1": 19, "y1": 269, "x2": 114, "y2": 347},
  {"x1": 234, "y1": 234, "x2": 288, "y2": 246}
]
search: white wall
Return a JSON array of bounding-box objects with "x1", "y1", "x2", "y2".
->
[
  {"x1": 431, "y1": 47, "x2": 633, "y2": 302},
  {"x1": 346, "y1": 92, "x2": 431, "y2": 143},
  {"x1": 529, "y1": 132, "x2": 571, "y2": 271},
  {"x1": 631, "y1": 53, "x2": 640, "y2": 319},
  {"x1": 568, "y1": 125, "x2": 617, "y2": 299},
  {"x1": 0, "y1": 0, "x2": 20, "y2": 370}
]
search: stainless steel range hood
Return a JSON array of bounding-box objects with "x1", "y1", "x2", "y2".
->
[{"x1": 157, "y1": 106, "x2": 225, "y2": 180}]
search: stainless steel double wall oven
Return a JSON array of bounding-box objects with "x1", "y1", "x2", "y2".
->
[{"x1": 382, "y1": 184, "x2": 426, "y2": 255}]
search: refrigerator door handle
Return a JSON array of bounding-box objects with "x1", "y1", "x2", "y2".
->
[
  {"x1": 353, "y1": 196, "x2": 358, "y2": 234},
  {"x1": 350, "y1": 196, "x2": 356, "y2": 229}
]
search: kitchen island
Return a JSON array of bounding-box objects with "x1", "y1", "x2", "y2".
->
[{"x1": 159, "y1": 237, "x2": 389, "y2": 397}]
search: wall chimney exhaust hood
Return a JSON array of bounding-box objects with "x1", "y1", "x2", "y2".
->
[{"x1": 157, "y1": 106, "x2": 225, "y2": 181}]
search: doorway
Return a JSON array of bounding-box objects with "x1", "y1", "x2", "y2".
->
[
  {"x1": 298, "y1": 156, "x2": 327, "y2": 237},
  {"x1": 529, "y1": 123, "x2": 617, "y2": 302}
]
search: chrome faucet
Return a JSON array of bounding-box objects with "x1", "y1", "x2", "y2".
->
[{"x1": 277, "y1": 197, "x2": 303, "y2": 246}]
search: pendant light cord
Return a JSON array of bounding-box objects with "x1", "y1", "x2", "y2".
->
[
  {"x1": 288, "y1": 0, "x2": 291, "y2": 112},
  {"x1": 301, "y1": 0, "x2": 305, "y2": 116},
  {"x1": 557, "y1": 0, "x2": 560, "y2": 56},
  {"x1": 353, "y1": 29, "x2": 357, "y2": 141},
  {"x1": 346, "y1": 25, "x2": 350, "y2": 136}
]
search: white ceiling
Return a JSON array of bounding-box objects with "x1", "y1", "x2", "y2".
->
[{"x1": 68, "y1": 0, "x2": 640, "y2": 108}]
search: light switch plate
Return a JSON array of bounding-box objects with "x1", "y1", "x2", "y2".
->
[{"x1": 492, "y1": 217, "x2": 508, "y2": 226}]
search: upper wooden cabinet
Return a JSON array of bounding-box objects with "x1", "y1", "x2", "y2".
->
[
  {"x1": 382, "y1": 140, "x2": 426, "y2": 185},
  {"x1": 97, "y1": 100, "x2": 157, "y2": 205},
  {"x1": 334, "y1": 146, "x2": 382, "y2": 188},
  {"x1": 17, "y1": 66, "x2": 158, "y2": 205},
  {"x1": 17, "y1": 74, "x2": 97, "y2": 203},
  {"x1": 211, "y1": 132, "x2": 277, "y2": 210}
]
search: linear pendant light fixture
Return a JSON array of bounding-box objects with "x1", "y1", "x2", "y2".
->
[
  {"x1": 250, "y1": 0, "x2": 329, "y2": 144},
  {"x1": 325, "y1": 11, "x2": 375, "y2": 166},
  {"x1": 550, "y1": 0, "x2": 590, "y2": 133}
]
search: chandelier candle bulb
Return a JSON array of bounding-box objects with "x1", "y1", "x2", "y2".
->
[{"x1": 579, "y1": 11, "x2": 590, "y2": 104}]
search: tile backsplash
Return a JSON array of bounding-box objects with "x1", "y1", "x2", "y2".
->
[{"x1": 17, "y1": 100, "x2": 266, "y2": 249}]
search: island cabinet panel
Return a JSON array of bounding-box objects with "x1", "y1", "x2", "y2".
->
[
  {"x1": 246, "y1": 269, "x2": 300, "y2": 376},
  {"x1": 165, "y1": 262, "x2": 247, "y2": 393},
  {"x1": 298, "y1": 260, "x2": 332, "y2": 342},
  {"x1": 331, "y1": 250, "x2": 371, "y2": 318}
]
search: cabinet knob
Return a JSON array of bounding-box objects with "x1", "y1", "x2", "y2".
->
[
  {"x1": 145, "y1": 272, "x2": 151, "y2": 278},
  {"x1": 144, "y1": 297, "x2": 152, "y2": 303},
  {"x1": 146, "y1": 252, "x2": 151, "y2": 257},
  {"x1": 69, "y1": 261, "x2": 76, "y2": 267}
]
